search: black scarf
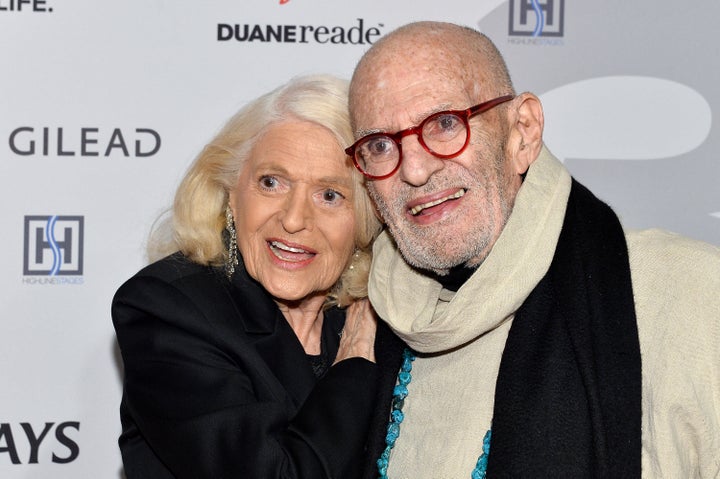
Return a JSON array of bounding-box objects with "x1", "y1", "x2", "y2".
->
[
  {"x1": 488, "y1": 179, "x2": 641, "y2": 477},
  {"x1": 362, "y1": 180, "x2": 642, "y2": 478}
]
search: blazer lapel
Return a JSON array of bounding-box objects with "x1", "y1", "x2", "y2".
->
[{"x1": 225, "y1": 262, "x2": 317, "y2": 408}]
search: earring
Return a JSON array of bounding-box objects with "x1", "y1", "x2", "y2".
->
[
  {"x1": 225, "y1": 204, "x2": 239, "y2": 279},
  {"x1": 348, "y1": 249, "x2": 361, "y2": 271}
]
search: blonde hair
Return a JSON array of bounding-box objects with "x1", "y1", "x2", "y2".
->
[{"x1": 149, "y1": 74, "x2": 381, "y2": 306}]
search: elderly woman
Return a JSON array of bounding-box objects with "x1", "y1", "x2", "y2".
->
[{"x1": 112, "y1": 75, "x2": 383, "y2": 479}]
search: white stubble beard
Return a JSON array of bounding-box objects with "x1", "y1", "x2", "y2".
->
[{"x1": 368, "y1": 148, "x2": 513, "y2": 275}]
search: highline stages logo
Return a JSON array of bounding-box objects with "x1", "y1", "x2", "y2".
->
[
  {"x1": 509, "y1": 0, "x2": 565, "y2": 37},
  {"x1": 23, "y1": 215, "x2": 84, "y2": 280}
]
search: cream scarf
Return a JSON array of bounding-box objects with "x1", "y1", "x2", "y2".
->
[
  {"x1": 368, "y1": 147, "x2": 571, "y2": 478},
  {"x1": 368, "y1": 147, "x2": 720, "y2": 478}
]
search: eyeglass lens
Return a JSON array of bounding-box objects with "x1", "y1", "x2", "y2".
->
[
  {"x1": 349, "y1": 95, "x2": 514, "y2": 179},
  {"x1": 356, "y1": 111, "x2": 469, "y2": 178}
]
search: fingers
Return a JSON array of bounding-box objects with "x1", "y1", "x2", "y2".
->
[{"x1": 334, "y1": 299, "x2": 377, "y2": 364}]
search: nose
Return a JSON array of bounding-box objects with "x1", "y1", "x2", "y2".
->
[
  {"x1": 280, "y1": 188, "x2": 314, "y2": 234},
  {"x1": 397, "y1": 135, "x2": 445, "y2": 187}
]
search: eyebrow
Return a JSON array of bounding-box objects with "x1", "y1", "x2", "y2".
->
[
  {"x1": 268, "y1": 164, "x2": 352, "y2": 186},
  {"x1": 316, "y1": 175, "x2": 353, "y2": 189},
  {"x1": 355, "y1": 126, "x2": 385, "y2": 138},
  {"x1": 354, "y1": 103, "x2": 455, "y2": 138}
]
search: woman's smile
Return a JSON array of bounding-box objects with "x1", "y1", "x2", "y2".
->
[{"x1": 267, "y1": 239, "x2": 317, "y2": 264}]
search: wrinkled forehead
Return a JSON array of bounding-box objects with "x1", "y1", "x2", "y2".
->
[{"x1": 349, "y1": 47, "x2": 474, "y2": 136}]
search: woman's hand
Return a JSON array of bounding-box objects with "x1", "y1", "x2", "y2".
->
[{"x1": 334, "y1": 298, "x2": 377, "y2": 364}]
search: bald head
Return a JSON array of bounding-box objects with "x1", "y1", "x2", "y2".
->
[
  {"x1": 346, "y1": 21, "x2": 545, "y2": 272},
  {"x1": 349, "y1": 21, "x2": 514, "y2": 131}
]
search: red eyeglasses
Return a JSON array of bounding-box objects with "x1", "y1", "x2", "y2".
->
[{"x1": 345, "y1": 95, "x2": 514, "y2": 180}]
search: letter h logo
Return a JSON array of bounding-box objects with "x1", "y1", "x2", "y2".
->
[
  {"x1": 509, "y1": 0, "x2": 565, "y2": 37},
  {"x1": 23, "y1": 216, "x2": 84, "y2": 276}
]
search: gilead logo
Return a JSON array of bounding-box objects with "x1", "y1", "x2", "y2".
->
[{"x1": 9, "y1": 127, "x2": 161, "y2": 158}]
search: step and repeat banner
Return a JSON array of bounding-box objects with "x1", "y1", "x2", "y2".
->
[{"x1": 1, "y1": 1, "x2": 718, "y2": 477}]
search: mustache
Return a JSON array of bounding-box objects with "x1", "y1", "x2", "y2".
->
[{"x1": 370, "y1": 171, "x2": 474, "y2": 211}]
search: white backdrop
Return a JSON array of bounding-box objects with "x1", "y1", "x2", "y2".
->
[{"x1": 1, "y1": 1, "x2": 717, "y2": 477}]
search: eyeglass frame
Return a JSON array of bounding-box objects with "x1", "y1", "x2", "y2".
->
[{"x1": 345, "y1": 94, "x2": 515, "y2": 180}]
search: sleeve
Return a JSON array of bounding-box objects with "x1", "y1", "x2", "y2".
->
[{"x1": 112, "y1": 273, "x2": 379, "y2": 479}]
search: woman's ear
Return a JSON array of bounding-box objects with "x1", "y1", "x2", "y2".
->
[
  {"x1": 507, "y1": 92, "x2": 544, "y2": 175},
  {"x1": 227, "y1": 190, "x2": 238, "y2": 220}
]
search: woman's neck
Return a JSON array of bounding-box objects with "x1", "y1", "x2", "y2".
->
[{"x1": 276, "y1": 294, "x2": 326, "y2": 355}]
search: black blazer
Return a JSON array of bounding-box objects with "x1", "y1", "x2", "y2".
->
[{"x1": 112, "y1": 253, "x2": 382, "y2": 479}]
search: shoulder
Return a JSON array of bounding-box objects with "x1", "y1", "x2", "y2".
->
[
  {"x1": 626, "y1": 228, "x2": 720, "y2": 263},
  {"x1": 114, "y1": 252, "x2": 224, "y2": 300},
  {"x1": 625, "y1": 228, "x2": 720, "y2": 361},
  {"x1": 626, "y1": 228, "x2": 720, "y2": 295},
  {"x1": 626, "y1": 228, "x2": 720, "y2": 316},
  {"x1": 626, "y1": 230, "x2": 720, "y2": 475},
  {"x1": 111, "y1": 252, "x2": 231, "y2": 329},
  {"x1": 112, "y1": 252, "x2": 280, "y2": 336},
  {"x1": 626, "y1": 228, "x2": 720, "y2": 384},
  {"x1": 130, "y1": 252, "x2": 219, "y2": 284}
]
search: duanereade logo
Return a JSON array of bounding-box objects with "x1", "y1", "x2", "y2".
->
[{"x1": 218, "y1": 18, "x2": 384, "y2": 45}]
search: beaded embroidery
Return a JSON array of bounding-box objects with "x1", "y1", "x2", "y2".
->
[{"x1": 377, "y1": 348, "x2": 491, "y2": 479}]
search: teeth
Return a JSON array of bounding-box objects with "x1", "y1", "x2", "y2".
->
[
  {"x1": 270, "y1": 241, "x2": 309, "y2": 254},
  {"x1": 410, "y1": 189, "x2": 466, "y2": 215}
]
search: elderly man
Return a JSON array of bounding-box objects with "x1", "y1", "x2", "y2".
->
[{"x1": 347, "y1": 21, "x2": 720, "y2": 478}]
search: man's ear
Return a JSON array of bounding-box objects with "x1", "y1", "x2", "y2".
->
[{"x1": 507, "y1": 92, "x2": 544, "y2": 175}]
